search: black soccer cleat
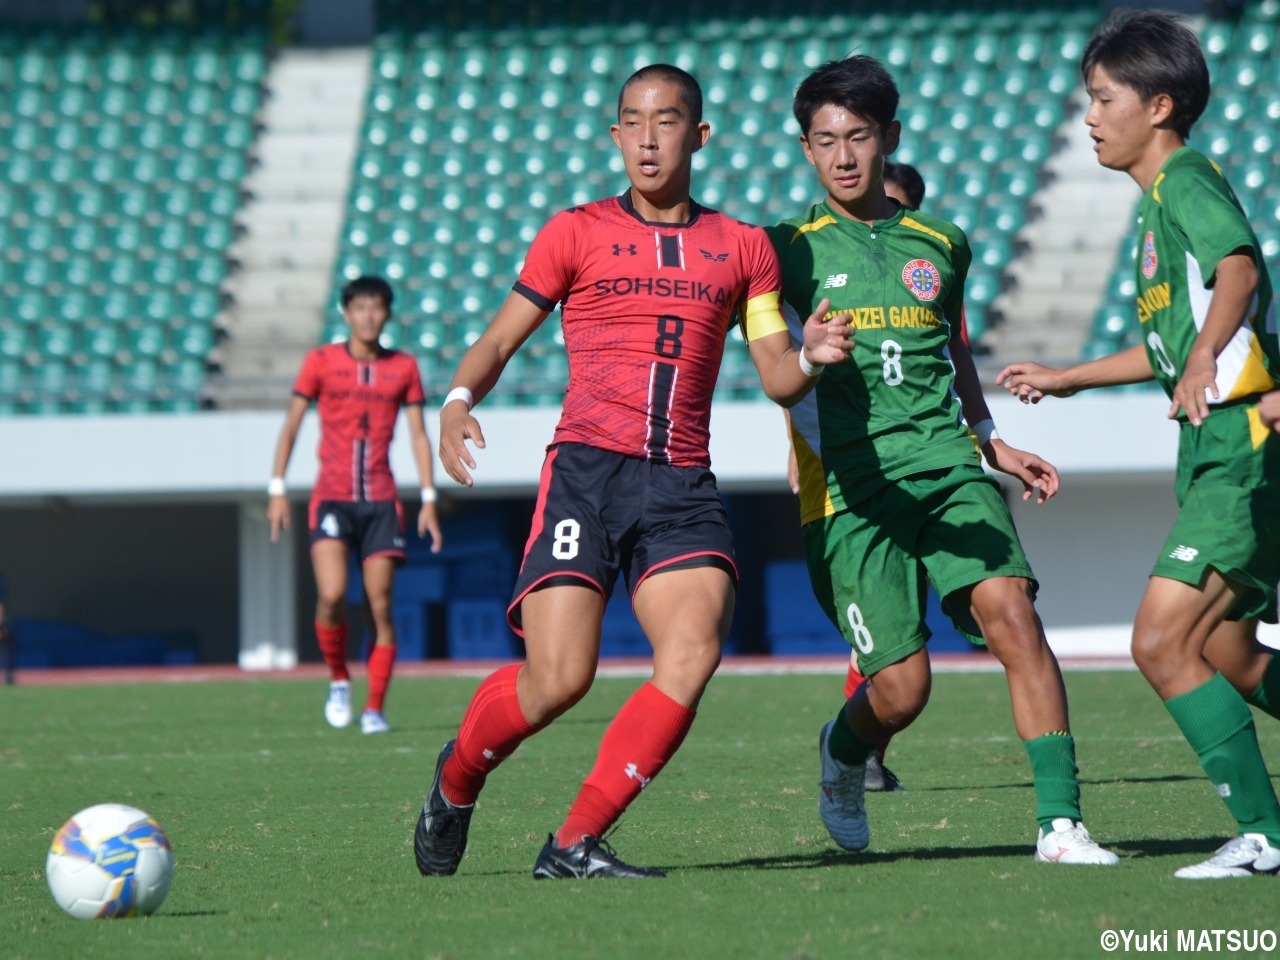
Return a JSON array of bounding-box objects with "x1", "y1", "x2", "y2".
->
[
  {"x1": 863, "y1": 754, "x2": 905, "y2": 792},
  {"x1": 414, "y1": 739, "x2": 474, "y2": 876},
  {"x1": 532, "y1": 833, "x2": 666, "y2": 879}
]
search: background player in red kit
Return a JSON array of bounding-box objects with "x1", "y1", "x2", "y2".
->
[
  {"x1": 414, "y1": 64, "x2": 853, "y2": 879},
  {"x1": 268, "y1": 276, "x2": 442, "y2": 735}
]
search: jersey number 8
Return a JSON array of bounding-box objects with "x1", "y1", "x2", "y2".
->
[
  {"x1": 552, "y1": 519, "x2": 581, "y2": 560},
  {"x1": 881, "y1": 339, "x2": 904, "y2": 386}
]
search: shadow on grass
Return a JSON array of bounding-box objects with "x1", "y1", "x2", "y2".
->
[
  {"x1": 157, "y1": 910, "x2": 225, "y2": 917},
  {"x1": 670, "y1": 835, "x2": 1231, "y2": 872},
  {"x1": 676, "y1": 844, "x2": 1032, "y2": 870},
  {"x1": 904, "y1": 773, "x2": 1204, "y2": 792},
  {"x1": 445, "y1": 835, "x2": 1232, "y2": 878},
  {"x1": 1104, "y1": 836, "x2": 1240, "y2": 857}
]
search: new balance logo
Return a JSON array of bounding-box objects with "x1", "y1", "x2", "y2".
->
[
  {"x1": 823, "y1": 274, "x2": 848, "y2": 289},
  {"x1": 624, "y1": 763, "x2": 651, "y2": 788},
  {"x1": 699, "y1": 249, "x2": 728, "y2": 262},
  {"x1": 612, "y1": 243, "x2": 637, "y2": 256},
  {"x1": 1169, "y1": 545, "x2": 1199, "y2": 562}
]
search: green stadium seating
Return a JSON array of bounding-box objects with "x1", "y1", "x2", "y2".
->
[
  {"x1": 0, "y1": 27, "x2": 264, "y2": 415},
  {"x1": 329, "y1": 3, "x2": 1102, "y2": 398}
]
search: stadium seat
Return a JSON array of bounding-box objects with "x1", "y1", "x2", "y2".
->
[{"x1": 326, "y1": 6, "x2": 1087, "y2": 405}]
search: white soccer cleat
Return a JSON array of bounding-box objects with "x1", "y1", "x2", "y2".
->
[
  {"x1": 818, "y1": 719, "x2": 869, "y2": 851},
  {"x1": 1173, "y1": 834, "x2": 1280, "y2": 879},
  {"x1": 1035, "y1": 818, "x2": 1119, "y2": 865},
  {"x1": 325, "y1": 680, "x2": 352, "y2": 728},
  {"x1": 360, "y1": 709, "x2": 390, "y2": 735}
]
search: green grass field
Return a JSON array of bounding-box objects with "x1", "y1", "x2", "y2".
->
[{"x1": 4, "y1": 668, "x2": 1279, "y2": 960}]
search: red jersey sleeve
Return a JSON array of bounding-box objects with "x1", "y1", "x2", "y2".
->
[
  {"x1": 293, "y1": 348, "x2": 325, "y2": 400},
  {"x1": 742, "y1": 224, "x2": 783, "y2": 303},
  {"x1": 512, "y1": 208, "x2": 586, "y2": 310},
  {"x1": 403, "y1": 355, "x2": 426, "y2": 405}
]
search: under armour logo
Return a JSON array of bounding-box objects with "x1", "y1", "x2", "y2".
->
[
  {"x1": 699, "y1": 248, "x2": 728, "y2": 262},
  {"x1": 1169, "y1": 545, "x2": 1199, "y2": 562},
  {"x1": 612, "y1": 243, "x2": 637, "y2": 256},
  {"x1": 625, "y1": 763, "x2": 651, "y2": 788}
]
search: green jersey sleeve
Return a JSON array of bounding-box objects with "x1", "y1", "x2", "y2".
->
[{"x1": 1160, "y1": 154, "x2": 1258, "y2": 289}]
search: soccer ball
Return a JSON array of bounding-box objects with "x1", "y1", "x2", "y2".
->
[{"x1": 46, "y1": 804, "x2": 174, "y2": 920}]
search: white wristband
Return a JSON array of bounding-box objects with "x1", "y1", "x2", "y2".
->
[
  {"x1": 798, "y1": 349, "x2": 825, "y2": 378},
  {"x1": 443, "y1": 386, "x2": 474, "y2": 411},
  {"x1": 267, "y1": 477, "x2": 286, "y2": 497},
  {"x1": 972, "y1": 419, "x2": 1000, "y2": 445},
  {"x1": 421, "y1": 487, "x2": 437, "y2": 503}
]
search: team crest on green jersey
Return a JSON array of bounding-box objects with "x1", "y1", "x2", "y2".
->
[
  {"x1": 1142, "y1": 231, "x2": 1158, "y2": 279},
  {"x1": 902, "y1": 259, "x2": 941, "y2": 302}
]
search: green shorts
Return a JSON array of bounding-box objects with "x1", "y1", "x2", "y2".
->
[
  {"x1": 1153, "y1": 404, "x2": 1280, "y2": 622},
  {"x1": 802, "y1": 464, "x2": 1037, "y2": 676}
]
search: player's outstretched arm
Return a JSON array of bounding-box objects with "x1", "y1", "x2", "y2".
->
[
  {"x1": 267, "y1": 395, "x2": 309, "y2": 542},
  {"x1": 1168, "y1": 252, "x2": 1257, "y2": 425},
  {"x1": 1260, "y1": 390, "x2": 1280, "y2": 433},
  {"x1": 996, "y1": 344, "x2": 1153, "y2": 404},
  {"x1": 748, "y1": 297, "x2": 854, "y2": 407},
  {"x1": 439, "y1": 290, "x2": 551, "y2": 488},
  {"x1": 985, "y1": 442, "x2": 1060, "y2": 504},
  {"x1": 948, "y1": 327, "x2": 1059, "y2": 504},
  {"x1": 404, "y1": 405, "x2": 443, "y2": 552}
]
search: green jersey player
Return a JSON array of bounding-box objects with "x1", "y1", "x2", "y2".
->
[
  {"x1": 999, "y1": 9, "x2": 1280, "y2": 879},
  {"x1": 772, "y1": 55, "x2": 1117, "y2": 866}
]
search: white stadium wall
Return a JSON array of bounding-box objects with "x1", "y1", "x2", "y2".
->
[{"x1": 1, "y1": 390, "x2": 1276, "y2": 666}]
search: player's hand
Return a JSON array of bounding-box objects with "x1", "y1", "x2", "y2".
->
[
  {"x1": 995, "y1": 362, "x2": 1073, "y2": 404},
  {"x1": 800, "y1": 297, "x2": 855, "y2": 368},
  {"x1": 1168, "y1": 350, "x2": 1218, "y2": 426},
  {"x1": 418, "y1": 502, "x2": 443, "y2": 553},
  {"x1": 267, "y1": 495, "x2": 290, "y2": 542},
  {"x1": 983, "y1": 440, "x2": 1060, "y2": 504},
  {"x1": 439, "y1": 400, "x2": 486, "y2": 487},
  {"x1": 1259, "y1": 390, "x2": 1280, "y2": 433}
]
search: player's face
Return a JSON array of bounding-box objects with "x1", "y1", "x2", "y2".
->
[
  {"x1": 343, "y1": 294, "x2": 390, "y2": 347},
  {"x1": 801, "y1": 105, "x2": 900, "y2": 216},
  {"x1": 1083, "y1": 65, "x2": 1159, "y2": 174},
  {"x1": 610, "y1": 79, "x2": 710, "y2": 204}
]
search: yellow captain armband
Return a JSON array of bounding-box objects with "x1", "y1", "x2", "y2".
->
[{"x1": 741, "y1": 291, "x2": 788, "y2": 342}]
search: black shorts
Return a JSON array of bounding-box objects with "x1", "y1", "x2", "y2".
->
[
  {"x1": 508, "y1": 443, "x2": 738, "y2": 635},
  {"x1": 309, "y1": 499, "x2": 406, "y2": 563}
]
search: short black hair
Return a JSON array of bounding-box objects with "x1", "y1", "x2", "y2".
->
[
  {"x1": 341, "y1": 275, "x2": 393, "y2": 310},
  {"x1": 793, "y1": 55, "x2": 899, "y2": 137},
  {"x1": 618, "y1": 64, "x2": 703, "y2": 124},
  {"x1": 1081, "y1": 9, "x2": 1209, "y2": 139},
  {"x1": 883, "y1": 161, "x2": 925, "y2": 209}
]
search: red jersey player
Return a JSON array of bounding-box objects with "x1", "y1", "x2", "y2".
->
[
  {"x1": 413, "y1": 64, "x2": 854, "y2": 879},
  {"x1": 268, "y1": 276, "x2": 442, "y2": 734}
]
